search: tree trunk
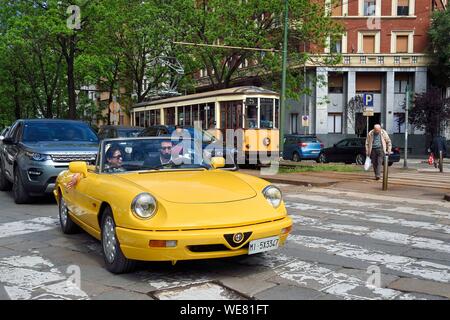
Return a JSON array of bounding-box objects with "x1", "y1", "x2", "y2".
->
[
  {"x1": 67, "y1": 53, "x2": 76, "y2": 119},
  {"x1": 12, "y1": 78, "x2": 21, "y2": 120}
]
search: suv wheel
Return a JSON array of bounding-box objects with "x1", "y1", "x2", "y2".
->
[
  {"x1": 13, "y1": 168, "x2": 32, "y2": 204},
  {"x1": 0, "y1": 160, "x2": 12, "y2": 191}
]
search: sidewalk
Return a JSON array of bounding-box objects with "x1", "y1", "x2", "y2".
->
[{"x1": 240, "y1": 166, "x2": 450, "y2": 202}]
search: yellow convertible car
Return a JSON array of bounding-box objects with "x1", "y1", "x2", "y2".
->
[{"x1": 54, "y1": 137, "x2": 292, "y2": 273}]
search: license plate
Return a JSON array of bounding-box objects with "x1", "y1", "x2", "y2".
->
[{"x1": 248, "y1": 236, "x2": 280, "y2": 255}]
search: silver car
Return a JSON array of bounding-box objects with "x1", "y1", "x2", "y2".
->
[{"x1": 0, "y1": 119, "x2": 98, "y2": 204}]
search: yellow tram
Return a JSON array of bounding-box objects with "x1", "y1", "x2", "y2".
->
[{"x1": 132, "y1": 86, "x2": 280, "y2": 163}]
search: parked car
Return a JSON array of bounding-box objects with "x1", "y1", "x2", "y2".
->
[
  {"x1": 283, "y1": 135, "x2": 324, "y2": 161},
  {"x1": 54, "y1": 137, "x2": 292, "y2": 273},
  {"x1": 0, "y1": 119, "x2": 98, "y2": 204},
  {"x1": 318, "y1": 138, "x2": 401, "y2": 166},
  {"x1": 97, "y1": 125, "x2": 144, "y2": 140},
  {"x1": 139, "y1": 125, "x2": 238, "y2": 169}
]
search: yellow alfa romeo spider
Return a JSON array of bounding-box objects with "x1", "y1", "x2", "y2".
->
[{"x1": 54, "y1": 137, "x2": 292, "y2": 273}]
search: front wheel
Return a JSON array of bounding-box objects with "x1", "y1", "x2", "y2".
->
[
  {"x1": 388, "y1": 162, "x2": 393, "y2": 167},
  {"x1": 355, "y1": 154, "x2": 366, "y2": 165},
  {"x1": 292, "y1": 152, "x2": 301, "y2": 162},
  {"x1": 101, "y1": 207, "x2": 136, "y2": 274}
]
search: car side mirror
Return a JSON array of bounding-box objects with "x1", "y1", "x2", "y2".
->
[
  {"x1": 69, "y1": 161, "x2": 88, "y2": 178},
  {"x1": 2, "y1": 137, "x2": 15, "y2": 145},
  {"x1": 0, "y1": 135, "x2": 4, "y2": 141},
  {"x1": 210, "y1": 157, "x2": 225, "y2": 169}
]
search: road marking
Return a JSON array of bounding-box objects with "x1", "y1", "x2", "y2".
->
[
  {"x1": 265, "y1": 253, "x2": 418, "y2": 300},
  {"x1": 286, "y1": 194, "x2": 450, "y2": 219},
  {"x1": 285, "y1": 201, "x2": 450, "y2": 234},
  {"x1": 0, "y1": 253, "x2": 88, "y2": 300},
  {"x1": 0, "y1": 217, "x2": 58, "y2": 239},
  {"x1": 288, "y1": 212, "x2": 450, "y2": 254},
  {"x1": 308, "y1": 188, "x2": 450, "y2": 208},
  {"x1": 287, "y1": 235, "x2": 450, "y2": 283}
]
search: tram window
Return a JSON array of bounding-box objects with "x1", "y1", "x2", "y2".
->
[
  {"x1": 165, "y1": 107, "x2": 175, "y2": 125},
  {"x1": 260, "y1": 98, "x2": 274, "y2": 129},
  {"x1": 246, "y1": 105, "x2": 258, "y2": 128}
]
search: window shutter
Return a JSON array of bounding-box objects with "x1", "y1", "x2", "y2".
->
[
  {"x1": 363, "y1": 35, "x2": 375, "y2": 53},
  {"x1": 356, "y1": 73, "x2": 382, "y2": 92},
  {"x1": 396, "y1": 35, "x2": 409, "y2": 53}
]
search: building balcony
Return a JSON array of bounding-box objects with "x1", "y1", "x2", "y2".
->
[{"x1": 305, "y1": 54, "x2": 431, "y2": 68}]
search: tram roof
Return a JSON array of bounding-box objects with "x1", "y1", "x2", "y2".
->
[{"x1": 133, "y1": 86, "x2": 279, "y2": 109}]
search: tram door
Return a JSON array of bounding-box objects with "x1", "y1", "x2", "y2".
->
[{"x1": 220, "y1": 101, "x2": 243, "y2": 130}]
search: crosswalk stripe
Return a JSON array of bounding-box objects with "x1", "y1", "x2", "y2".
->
[
  {"x1": 287, "y1": 234, "x2": 450, "y2": 283},
  {"x1": 286, "y1": 194, "x2": 450, "y2": 219},
  {"x1": 285, "y1": 201, "x2": 450, "y2": 234},
  {"x1": 0, "y1": 217, "x2": 58, "y2": 239}
]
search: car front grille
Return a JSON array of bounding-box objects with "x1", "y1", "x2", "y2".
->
[{"x1": 51, "y1": 153, "x2": 96, "y2": 163}]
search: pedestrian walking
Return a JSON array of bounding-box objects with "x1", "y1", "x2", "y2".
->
[
  {"x1": 429, "y1": 135, "x2": 447, "y2": 168},
  {"x1": 365, "y1": 124, "x2": 392, "y2": 180}
]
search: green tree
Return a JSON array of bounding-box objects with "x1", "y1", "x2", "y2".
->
[
  {"x1": 429, "y1": 6, "x2": 450, "y2": 88},
  {"x1": 172, "y1": 0, "x2": 343, "y2": 98}
]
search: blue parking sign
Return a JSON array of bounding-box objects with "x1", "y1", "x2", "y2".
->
[{"x1": 363, "y1": 94, "x2": 374, "y2": 107}]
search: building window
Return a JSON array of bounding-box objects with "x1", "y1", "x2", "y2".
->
[
  {"x1": 290, "y1": 113, "x2": 298, "y2": 134},
  {"x1": 396, "y1": 35, "x2": 409, "y2": 53},
  {"x1": 362, "y1": 35, "x2": 375, "y2": 53},
  {"x1": 328, "y1": 73, "x2": 344, "y2": 93},
  {"x1": 397, "y1": 0, "x2": 409, "y2": 15},
  {"x1": 332, "y1": 0, "x2": 342, "y2": 16},
  {"x1": 364, "y1": 0, "x2": 376, "y2": 16},
  {"x1": 330, "y1": 38, "x2": 342, "y2": 53},
  {"x1": 356, "y1": 73, "x2": 382, "y2": 93},
  {"x1": 328, "y1": 113, "x2": 342, "y2": 133},
  {"x1": 394, "y1": 74, "x2": 410, "y2": 93},
  {"x1": 394, "y1": 113, "x2": 405, "y2": 133}
]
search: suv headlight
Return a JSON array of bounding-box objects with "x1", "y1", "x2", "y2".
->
[
  {"x1": 262, "y1": 185, "x2": 282, "y2": 208},
  {"x1": 131, "y1": 193, "x2": 157, "y2": 219},
  {"x1": 25, "y1": 151, "x2": 50, "y2": 161}
]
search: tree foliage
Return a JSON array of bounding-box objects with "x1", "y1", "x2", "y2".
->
[{"x1": 429, "y1": 6, "x2": 450, "y2": 88}]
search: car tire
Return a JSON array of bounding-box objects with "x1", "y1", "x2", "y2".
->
[
  {"x1": 292, "y1": 152, "x2": 301, "y2": 162},
  {"x1": 318, "y1": 153, "x2": 328, "y2": 163},
  {"x1": 13, "y1": 168, "x2": 32, "y2": 204},
  {"x1": 355, "y1": 154, "x2": 366, "y2": 165},
  {"x1": 0, "y1": 160, "x2": 12, "y2": 191},
  {"x1": 58, "y1": 194, "x2": 80, "y2": 234},
  {"x1": 388, "y1": 162, "x2": 393, "y2": 167},
  {"x1": 101, "y1": 207, "x2": 136, "y2": 274}
]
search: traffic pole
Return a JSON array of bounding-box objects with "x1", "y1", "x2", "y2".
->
[
  {"x1": 439, "y1": 150, "x2": 444, "y2": 173},
  {"x1": 403, "y1": 85, "x2": 409, "y2": 169},
  {"x1": 279, "y1": 0, "x2": 289, "y2": 160},
  {"x1": 383, "y1": 154, "x2": 389, "y2": 191}
]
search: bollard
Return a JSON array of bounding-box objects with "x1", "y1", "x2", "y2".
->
[
  {"x1": 382, "y1": 155, "x2": 389, "y2": 191},
  {"x1": 439, "y1": 150, "x2": 444, "y2": 173}
]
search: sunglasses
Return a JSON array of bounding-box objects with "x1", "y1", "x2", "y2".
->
[
  {"x1": 111, "y1": 155, "x2": 122, "y2": 159},
  {"x1": 161, "y1": 146, "x2": 172, "y2": 150}
]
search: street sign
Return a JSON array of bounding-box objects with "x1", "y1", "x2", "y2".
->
[
  {"x1": 363, "y1": 107, "x2": 374, "y2": 117},
  {"x1": 363, "y1": 93, "x2": 374, "y2": 107},
  {"x1": 302, "y1": 115, "x2": 309, "y2": 127}
]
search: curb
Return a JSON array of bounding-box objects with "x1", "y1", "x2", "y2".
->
[
  {"x1": 444, "y1": 194, "x2": 450, "y2": 202},
  {"x1": 263, "y1": 177, "x2": 337, "y2": 188}
]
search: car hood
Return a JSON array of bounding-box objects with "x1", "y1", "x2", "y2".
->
[
  {"x1": 22, "y1": 141, "x2": 98, "y2": 153},
  {"x1": 118, "y1": 170, "x2": 257, "y2": 204}
]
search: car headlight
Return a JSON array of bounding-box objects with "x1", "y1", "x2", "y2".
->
[
  {"x1": 262, "y1": 185, "x2": 282, "y2": 208},
  {"x1": 25, "y1": 151, "x2": 50, "y2": 161},
  {"x1": 131, "y1": 193, "x2": 157, "y2": 219}
]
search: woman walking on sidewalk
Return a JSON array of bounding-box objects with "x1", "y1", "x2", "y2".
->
[{"x1": 365, "y1": 124, "x2": 392, "y2": 180}]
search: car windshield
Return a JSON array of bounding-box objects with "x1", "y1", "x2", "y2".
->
[
  {"x1": 100, "y1": 138, "x2": 212, "y2": 173},
  {"x1": 23, "y1": 122, "x2": 98, "y2": 143},
  {"x1": 117, "y1": 129, "x2": 142, "y2": 138}
]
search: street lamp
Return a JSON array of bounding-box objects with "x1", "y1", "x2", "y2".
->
[{"x1": 279, "y1": 0, "x2": 289, "y2": 159}]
